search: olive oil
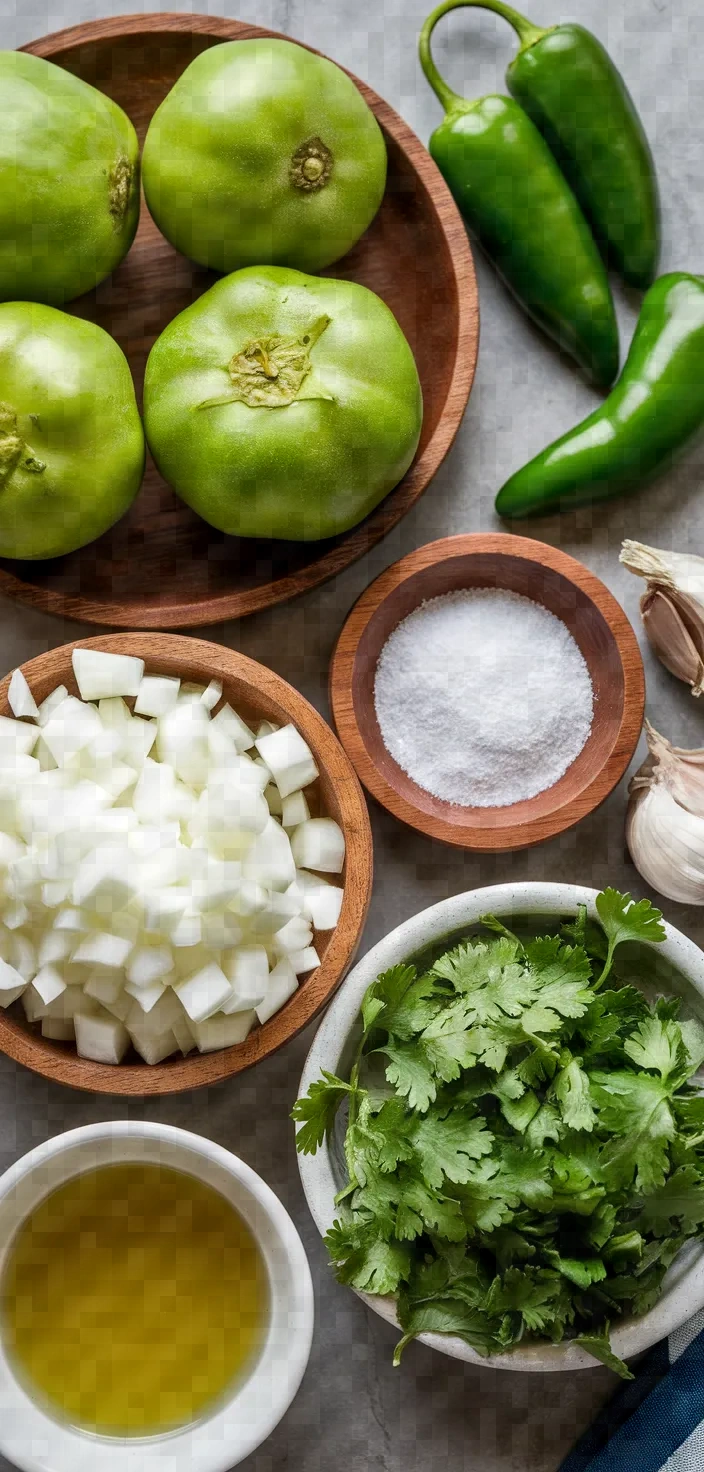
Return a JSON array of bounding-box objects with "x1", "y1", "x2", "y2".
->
[{"x1": 0, "y1": 1162, "x2": 268, "y2": 1437}]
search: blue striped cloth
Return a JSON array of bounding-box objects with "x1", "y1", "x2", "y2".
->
[{"x1": 560, "y1": 1313, "x2": 704, "y2": 1472}]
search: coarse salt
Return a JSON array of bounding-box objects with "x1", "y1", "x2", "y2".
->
[{"x1": 373, "y1": 588, "x2": 594, "y2": 807}]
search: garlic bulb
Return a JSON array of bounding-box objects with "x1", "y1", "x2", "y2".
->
[
  {"x1": 627, "y1": 722, "x2": 704, "y2": 903},
  {"x1": 620, "y1": 540, "x2": 704, "y2": 695}
]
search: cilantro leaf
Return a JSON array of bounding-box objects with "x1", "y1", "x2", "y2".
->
[
  {"x1": 486, "y1": 1267, "x2": 564, "y2": 1333},
  {"x1": 554, "y1": 1058, "x2": 596, "y2": 1133},
  {"x1": 420, "y1": 1001, "x2": 478, "y2": 1082},
  {"x1": 546, "y1": 1253, "x2": 607, "y2": 1290},
  {"x1": 594, "y1": 890, "x2": 665, "y2": 988},
  {"x1": 383, "y1": 1042, "x2": 437, "y2": 1112},
  {"x1": 393, "y1": 1295, "x2": 499, "y2": 1364},
  {"x1": 326, "y1": 1220, "x2": 412, "y2": 1296},
  {"x1": 635, "y1": 1165, "x2": 704, "y2": 1236},
  {"x1": 365, "y1": 964, "x2": 439, "y2": 1040},
  {"x1": 411, "y1": 1106, "x2": 493, "y2": 1188},
  {"x1": 624, "y1": 1017, "x2": 685, "y2": 1081},
  {"x1": 432, "y1": 938, "x2": 535, "y2": 1023},
  {"x1": 292, "y1": 1070, "x2": 354, "y2": 1154},
  {"x1": 574, "y1": 1328, "x2": 634, "y2": 1380},
  {"x1": 591, "y1": 1071, "x2": 675, "y2": 1192}
]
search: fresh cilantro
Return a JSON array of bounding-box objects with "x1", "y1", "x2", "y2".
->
[
  {"x1": 293, "y1": 888, "x2": 701, "y2": 1376},
  {"x1": 575, "y1": 1328, "x2": 634, "y2": 1379},
  {"x1": 291, "y1": 1070, "x2": 355, "y2": 1154},
  {"x1": 594, "y1": 890, "x2": 665, "y2": 989}
]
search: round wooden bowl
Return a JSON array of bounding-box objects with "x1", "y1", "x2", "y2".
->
[
  {"x1": 0, "y1": 15, "x2": 478, "y2": 630},
  {"x1": 329, "y1": 534, "x2": 645, "y2": 851},
  {"x1": 0, "y1": 633, "x2": 373, "y2": 1095}
]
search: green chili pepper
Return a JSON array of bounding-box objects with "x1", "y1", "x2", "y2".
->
[
  {"x1": 495, "y1": 273, "x2": 704, "y2": 519},
  {"x1": 487, "y1": 0, "x2": 661, "y2": 288},
  {"x1": 419, "y1": 2, "x2": 619, "y2": 389}
]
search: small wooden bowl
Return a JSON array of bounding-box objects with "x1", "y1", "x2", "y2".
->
[
  {"x1": 329, "y1": 534, "x2": 645, "y2": 851},
  {"x1": 0, "y1": 14, "x2": 478, "y2": 629},
  {"x1": 0, "y1": 634, "x2": 373, "y2": 1095}
]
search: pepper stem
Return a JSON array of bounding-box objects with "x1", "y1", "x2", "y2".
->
[{"x1": 419, "y1": 0, "x2": 545, "y2": 111}]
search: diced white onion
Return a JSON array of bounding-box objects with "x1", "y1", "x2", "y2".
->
[
  {"x1": 291, "y1": 818, "x2": 345, "y2": 874},
  {"x1": 134, "y1": 675, "x2": 180, "y2": 718},
  {"x1": 9, "y1": 669, "x2": 38, "y2": 720},
  {"x1": 72, "y1": 649, "x2": 144, "y2": 701},
  {"x1": 255, "y1": 725, "x2": 318, "y2": 798}
]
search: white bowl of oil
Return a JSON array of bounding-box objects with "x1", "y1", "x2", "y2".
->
[{"x1": 0, "y1": 1121, "x2": 313, "y2": 1472}]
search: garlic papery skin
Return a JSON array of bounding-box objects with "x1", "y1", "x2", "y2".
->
[
  {"x1": 620, "y1": 540, "x2": 704, "y2": 695},
  {"x1": 627, "y1": 723, "x2": 704, "y2": 903}
]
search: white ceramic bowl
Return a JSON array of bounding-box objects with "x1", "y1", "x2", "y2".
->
[
  {"x1": 0, "y1": 1121, "x2": 314, "y2": 1471},
  {"x1": 297, "y1": 882, "x2": 704, "y2": 1372}
]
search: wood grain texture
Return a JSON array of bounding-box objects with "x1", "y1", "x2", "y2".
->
[
  {"x1": 0, "y1": 14, "x2": 478, "y2": 629},
  {"x1": 329, "y1": 534, "x2": 645, "y2": 852},
  {"x1": 0, "y1": 633, "x2": 373, "y2": 1095}
]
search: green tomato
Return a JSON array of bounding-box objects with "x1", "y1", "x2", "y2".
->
[
  {"x1": 143, "y1": 266, "x2": 422, "y2": 542},
  {"x1": 0, "y1": 51, "x2": 140, "y2": 305},
  {"x1": 0, "y1": 303, "x2": 145, "y2": 560},
  {"x1": 141, "y1": 39, "x2": 387, "y2": 274}
]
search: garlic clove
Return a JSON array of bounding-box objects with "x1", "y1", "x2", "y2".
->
[
  {"x1": 621, "y1": 540, "x2": 704, "y2": 696},
  {"x1": 627, "y1": 722, "x2": 704, "y2": 904},
  {"x1": 627, "y1": 780, "x2": 704, "y2": 905},
  {"x1": 641, "y1": 589, "x2": 704, "y2": 695}
]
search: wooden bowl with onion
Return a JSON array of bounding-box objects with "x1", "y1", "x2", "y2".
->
[
  {"x1": 329, "y1": 534, "x2": 645, "y2": 852},
  {"x1": 0, "y1": 634, "x2": 372, "y2": 1096},
  {"x1": 0, "y1": 13, "x2": 478, "y2": 630}
]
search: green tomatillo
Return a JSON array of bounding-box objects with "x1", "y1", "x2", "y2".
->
[
  {"x1": 143, "y1": 266, "x2": 423, "y2": 542},
  {"x1": 141, "y1": 38, "x2": 387, "y2": 274},
  {"x1": 0, "y1": 303, "x2": 145, "y2": 560},
  {"x1": 0, "y1": 51, "x2": 140, "y2": 305}
]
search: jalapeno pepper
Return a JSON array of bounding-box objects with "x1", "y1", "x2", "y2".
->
[
  {"x1": 487, "y1": 0, "x2": 661, "y2": 288},
  {"x1": 495, "y1": 273, "x2": 704, "y2": 519},
  {"x1": 419, "y1": 2, "x2": 619, "y2": 389}
]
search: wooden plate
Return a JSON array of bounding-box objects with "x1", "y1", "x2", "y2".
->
[
  {"x1": 0, "y1": 633, "x2": 373, "y2": 1095},
  {"x1": 329, "y1": 534, "x2": 645, "y2": 851},
  {"x1": 0, "y1": 14, "x2": 478, "y2": 629}
]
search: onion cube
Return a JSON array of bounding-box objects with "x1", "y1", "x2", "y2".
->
[
  {"x1": 97, "y1": 696, "x2": 130, "y2": 730},
  {"x1": 42, "y1": 697, "x2": 102, "y2": 766},
  {"x1": 0, "y1": 834, "x2": 24, "y2": 868},
  {"x1": 170, "y1": 911, "x2": 202, "y2": 948},
  {"x1": 244, "y1": 816, "x2": 296, "y2": 892},
  {"x1": 211, "y1": 703, "x2": 255, "y2": 753},
  {"x1": 54, "y1": 907, "x2": 89, "y2": 933},
  {"x1": 174, "y1": 962, "x2": 233, "y2": 1023},
  {"x1": 72, "y1": 649, "x2": 144, "y2": 701},
  {"x1": 289, "y1": 946, "x2": 320, "y2": 976},
  {"x1": 127, "y1": 946, "x2": 173, "y2": 988},
  {"x1": 200, "y1": 911, "x2": 244, "y2": 951},
  {"x1": 32, "y1": 965, "x2": 66, "y2": 1007},
  {"x1": 41, "y1": 881, "x2": 71, "y2": 908},
  {"x1": 72, "y1": 932, "x2": 133, "y2": 970},
  {"x1": 291, "y1": 818, "x2": 345, "y2": 874},
  {"x1": 256, "y1": 721, "x2": 278, "y2": 739},
  {"x1": 274, "y1": 915, "x2": 314, "y2": 955},
  {"x1": 222, "y1": 946, "x2": 269, "y2": 1012},
  {"x1": 46, "y1": 986, "x2": 99, "y2": 1021},
  {"x1": 103, "y1": 992, "x2": 134, "y2": 1024},
  {"x1": 143, "y1": 888, "x2": 190, "y2": 933},
  {"x1": 201, "y1": 679, "x2": 222, "y2": 711},
  {"x1": 188, "y1": 1010, "x2": 256, "y2": 1052},
  {"x1": 255, "y1": 725, "x2": 318, "y2": 798},
  {"x1": 296, "y1": 872, "x2": 344, "y2": 931},
  {"x1": 134, "y1": 675, "x2": 181, "y2": 718},
  {"x1": 157, "y1": 703, "x2": 210, "y2": 787},
  {"x1": 84, "y1": 971, "x2": 124, "y2": 1006},
  {"x1": 22, "y1": 985, "x2": 47, "y2": 1022},
  {"x1": 229, "y1": 880, "x2": 268, "y2": 918},
  {"x1": 75, "y1": 1011, "x2": 130, "y2": 1065},
  {"x1": 281, "y1": 790, "x2": 310, "y2": 831},
  {"x1": 8, "y1": 669, "x2": 38, "y2": 720},
  {"x1": 38, "y1": 931, "x2": 74, "y2": 967},
  {"x1": 122, "y1": 717, "x2": 157, "y2": 769},
  {"x1": 128, "y1": 1021, "x2": 178, "y2": 1065},
  {"x1": 256, "y1": 958, "x2": 298, "y2": 1024},
  {"x1": 72, "y1": 849, "x2": 137, "y2": 913},
  {"x1": 42, "y1": 1017, "x2": 75, "y2": 1041},
  {"x1": 9, "y1": 933, "x2": 36, "y2": 981},
  {"x1": 3, "y1": 902, "x2": 29, "y2": 931},
  {"x1": 36, "y1": 686, "x2": 69, "y2": 728},
  {"x1": 125, "y1": 977, "x2": 166, "y2": 1013},
  {"x1": 0, "y1": 956, "x2": 26, "y2": 1007},
  {"x1": 0, "y1": 715, "x2": 39, "y2": 757}
]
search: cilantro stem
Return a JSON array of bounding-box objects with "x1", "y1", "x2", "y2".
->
[{"x1": 593, "y1": 942, "x2": 616, "y2": 993}]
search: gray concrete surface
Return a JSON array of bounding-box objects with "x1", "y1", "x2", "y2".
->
[{"x1": 1, "y1": 0, "x2": 703, "y2": 1466}]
